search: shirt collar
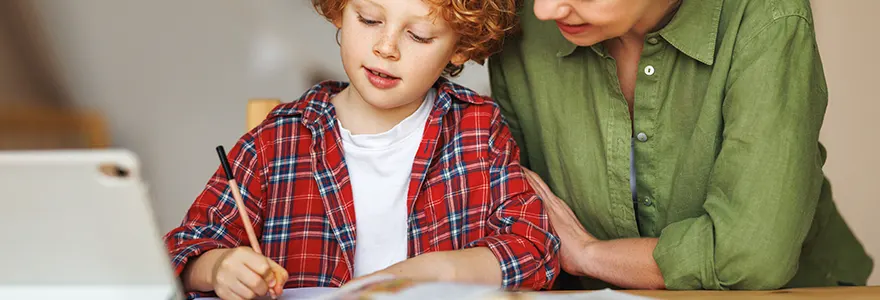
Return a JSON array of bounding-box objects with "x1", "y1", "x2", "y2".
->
[
  {"x1": 556, "y1": 0, "x2": 723, "y2": 65},
  {"x1": 658, "y1": 0, "x2": 723, "y2": 65},
  {"x1": 269, "y1": 77, "x2": 486, "y2": 129}
]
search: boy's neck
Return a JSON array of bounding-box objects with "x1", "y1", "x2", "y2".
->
[{"x1": 331, "y1": 86, "x2": 427, "y2": 135}]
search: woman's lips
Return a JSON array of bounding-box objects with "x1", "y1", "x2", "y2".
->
[{"x1": 556, "y1": 21, "x2": 591, "y2": 35}]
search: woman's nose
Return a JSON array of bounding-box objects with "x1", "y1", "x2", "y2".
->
[{"x1": 533, "y1": 0, "x2": 572, "y2": 21}]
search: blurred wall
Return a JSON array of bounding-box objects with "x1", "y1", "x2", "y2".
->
[
  {"x1": 31, "y1": 0, "x2": 490, "y2": 233},
  {"x1": 0, "y1": 16, "x2": 33, "y2": 104},
  {"x1": 32, "y1": 0, "x2": 878, "y2": 285},
  {"x1": 812, "y1": 0, "x2": 880, "y2": 285},
  {"x1": 0, "y1": 0, "x2": 66, "y2": 105}
]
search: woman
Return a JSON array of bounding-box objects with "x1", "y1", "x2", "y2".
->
[{"x1": 489, "y1": 0, "x2": 873, "y2": 290}]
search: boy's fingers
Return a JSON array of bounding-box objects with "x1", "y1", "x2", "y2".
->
[
  {"x1": 270, "y1": 261, "x2": 289, "y2": 296},
  {"x1": 262, "y1": 266, "x2": 275, "y2": 287},
  {"x1": 235, "y1": 264, "x2": 270, "y2": 296},
  {"x1": 240, "y1": 251, "x2": 273, "y2": 279},
  {"x1": 216, "y1": 288, "x2": 243, "y2": 300},
  {"x1": 229, "y1": 279, "x2": 257, "y2": 300}
]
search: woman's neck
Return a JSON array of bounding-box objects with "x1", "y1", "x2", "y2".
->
[{"x1": 622, "y1": 0, "x2": 682, "y2": 42}]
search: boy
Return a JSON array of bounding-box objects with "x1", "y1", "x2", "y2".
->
[{"x1": 164, "y1": 0, "x2": 559, "y2": 298}]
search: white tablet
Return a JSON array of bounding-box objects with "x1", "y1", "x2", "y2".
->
[{"x1": 0, "y1": 149, "x2": 182, "y2": 300}]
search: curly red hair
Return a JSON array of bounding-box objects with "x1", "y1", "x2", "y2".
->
[{"x1": 312, "y1": 0, "x2": 519, "y2": 76}]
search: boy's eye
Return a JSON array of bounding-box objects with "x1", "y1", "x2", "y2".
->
[
  {"x1": 408, "y1": 32, "x2": 433, "y2": 44},
  {"x1": 357, "y1": 14, "x2": 381, "y2": 26}
]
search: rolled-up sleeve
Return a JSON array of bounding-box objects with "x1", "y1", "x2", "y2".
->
[
  {"x1": 654, "y1": 16, "x2": 828, "y2": 290},
  {"x1": 163, "y1": 131, "x2": 267, "y2": 276},
  {"x1": 467, "y1": 105, "x2": 560, "y2": 290}
]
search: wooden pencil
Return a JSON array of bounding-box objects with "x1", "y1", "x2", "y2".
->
[{"x1": 215, "y1": 145, "x2": 263, "y2": 255}]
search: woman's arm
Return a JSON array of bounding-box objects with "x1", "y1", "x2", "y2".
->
[
  {"x1": 525, "y1": 15, "x2": 829, "y2": 291},
  {"x1": 579, "y1": 239, "x2": 663, "y2": 289},
  {"x1": 524, "y1": 169, "x2": 664, "y2": 289},
  {"x1": 650, "y1": 15, "x2": 828, "y2": 290}
]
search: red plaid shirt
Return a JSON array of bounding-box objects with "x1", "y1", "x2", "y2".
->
[{"x1": 164, "y1": 78, "x2": 559, "y2": 298}]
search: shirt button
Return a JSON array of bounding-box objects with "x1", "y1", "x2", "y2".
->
[
  {"x1": 647, "y1": 37, "x2": 659, "y2": 45},
  {"x1": 636, "y1": 132, "x2": 648, "y2": 142},
  {"x1": 644, "y1": 65, "x2": 655, "y2": 76},
  {"x1": 643, "y1": 197, "x2": 654, "y2": 206}
]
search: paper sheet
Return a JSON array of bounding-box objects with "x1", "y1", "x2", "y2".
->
[
  {"x1": 195, "y1": 287, "x2": 337, "y2": 300},
  {"x1": 195, "y1": 276, "x2": 655, "y2": 300},
  {"x1": 529, "y1": 288, "x2": 655, "y2": 300}
]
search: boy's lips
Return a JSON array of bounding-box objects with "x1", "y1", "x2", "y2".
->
[
  {"x1": 364, "y1": 66, "x2": 399, "y2": 79},
  {"x1": 363, "y1": 66, "x2": 401, "y2": 89}
]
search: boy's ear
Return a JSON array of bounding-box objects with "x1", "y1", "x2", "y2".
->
[{"x1": 450, "y1": 53, "x2": 468, "y2": 66}]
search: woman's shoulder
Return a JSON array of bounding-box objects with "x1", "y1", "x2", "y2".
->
[
  {"x1": 721, "y1": 0, "x2": 816, "y2": 35},
  {"x1": 727, "y1": 0, "x2": 813, "y2": 19}
]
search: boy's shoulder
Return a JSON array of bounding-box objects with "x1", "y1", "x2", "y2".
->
[
  {"x1": 435, "y1": 78, "x2": 494, "y2": 107},
  {"x1": 250, "y1": 78, "x2": 502, "y2": 136},
  {"x1": 242, "y1": 81, "x2": 347, "y2": 147},
  {"x1": 266, "y1": 81, "x2": 349, "y2": 121},
  {"x1": 436, "y1": 78, "x2": 506, "y2": 122},
  {"x1": 267, "y1": 78, "x2": 500, "y2": 118},
  {"x1": 434, "y1": 78, "x2": 506, "y2": 125}
]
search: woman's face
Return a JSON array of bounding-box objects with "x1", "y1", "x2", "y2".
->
[{"x1": 533, "y1": 0, "x2": 654, "y2": 46}]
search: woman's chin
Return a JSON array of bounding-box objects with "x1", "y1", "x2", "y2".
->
[{"x1": 561, "y1": 33, "x2": 605, "y2": 47}]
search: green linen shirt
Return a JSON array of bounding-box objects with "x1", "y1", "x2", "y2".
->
[{"x1": 489, "y1": 0, "x2": 873, "y2": 290}]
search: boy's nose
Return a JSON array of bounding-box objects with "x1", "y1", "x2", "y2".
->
[
  {"x1": 533, "y1": 0, "x2": 572, "y2": 21},
  {"x1": 373, "y1": 32, "x2": 400, "y2": 61}
]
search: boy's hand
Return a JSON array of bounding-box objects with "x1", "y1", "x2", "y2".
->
[
  {"x1": 210, "y1": 247, "x2": 289, "y2": 300},
  {"x1": 348, "y1": 248, "x2": 501, "y2": 287}
]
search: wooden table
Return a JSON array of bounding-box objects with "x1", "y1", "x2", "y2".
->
[{"x1": 618, "y1": 286, "x2": 880, "y2": 299}]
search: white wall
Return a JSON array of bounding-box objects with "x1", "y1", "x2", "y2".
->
[
  {"x1": 32, "y1": 0, "x2": 489, "y2": 233},
  {"x1": 34, "y1": 0, "x2": 877, "y2": 285},
  {"x1": 812, "y1": 0, "x2": 880, "y2": 285}
]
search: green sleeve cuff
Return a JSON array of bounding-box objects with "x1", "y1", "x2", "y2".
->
[{"x1": 653, "y1": 215, "x2": 721, "y2": 290}]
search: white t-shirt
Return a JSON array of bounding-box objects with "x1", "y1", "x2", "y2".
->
[{"x1": 338, "y1": 89, "x2": 435, "y2": 277}]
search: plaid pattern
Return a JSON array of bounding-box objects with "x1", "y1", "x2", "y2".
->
[{"x1": 164, "y1": 78, "x2": 559, "y2": 298}]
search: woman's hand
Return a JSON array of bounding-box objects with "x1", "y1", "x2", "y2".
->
[
  {"x1": 522, "y1": 168, "x2": 595, "y2": 276},
  {"x1": 523, "y1": 168, "x2": 664, "y2": 289}
]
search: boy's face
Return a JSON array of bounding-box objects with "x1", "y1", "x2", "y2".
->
[{"x1": 337, "y1": 0, "x2": 466, "y2": 111}]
